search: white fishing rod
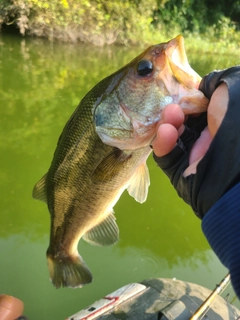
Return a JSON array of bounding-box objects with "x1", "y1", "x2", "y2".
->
[{"x1": 190, "y1": 272, "x2": 231, "y2": 320}]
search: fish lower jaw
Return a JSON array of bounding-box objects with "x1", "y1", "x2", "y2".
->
[
  {"x1": 96, "y1": 127, "x2": 133, "y2": 146},
  {"x1": 97, "y1": 127, "x2": 157, "y2": 150},
  {"x1": 96, "y1": 118, "x2": 159, "y2": 150}
]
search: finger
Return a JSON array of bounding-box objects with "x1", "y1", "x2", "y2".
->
[
  {"x1": 183, "y1": 158, "x2": 203, "y2": 177},
  {"x1": 182, "y1": 83, "x2": 228, "y2": 177},
  {"x1": 183, "y1": 127, "x2": 212, "y2": 176},
  {"x1": 161, "y1": 104, "x2": 185, "y2": 129},
  {"x1": 152, "y1": 123, "x2": 179, "y2": 157},
  {"x1": 189, "y1": 127, "x2": 212, "y2": 164},
  {"x1": 152, "y1": 104, "x2": 185, "y2": 157},
  {"x1": 208, "y1": 83, "x2": 228, "y2": 138}
]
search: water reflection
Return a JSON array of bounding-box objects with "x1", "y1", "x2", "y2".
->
[{"x1": 0, "y1": 34, "x2": 239, "y2": 319}]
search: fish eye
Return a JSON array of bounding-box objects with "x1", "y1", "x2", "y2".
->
[{"x1": 137, "y1": 60, "x2": 153, "y2": 76}]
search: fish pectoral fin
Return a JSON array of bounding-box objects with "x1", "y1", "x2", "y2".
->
[
  {"x1": 93, "y1": 148, "x2": 131, "y2": 181},
  {"x1": 83, "y1": 212, "x2": 119, "y2": 246},
  {"x1": 127, "y1": 163, "x2": 150, "y2": 204},
  {"x1": 32, "y1": 173, "x2": 48, "y2": 203}
]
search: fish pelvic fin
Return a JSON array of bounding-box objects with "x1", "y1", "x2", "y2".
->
[
  {"x1": 127, "y1": 162, "x2": 150, "y2": 203},
  {"x1": 47, "y1": 252, "x2": 92, "y2": 289},
  {"x1": 83, "y1": 212, "x2": 119, "y2": 246},
  {"x1": 32, "y1": 173, "x2": 48, "y2": 203}
]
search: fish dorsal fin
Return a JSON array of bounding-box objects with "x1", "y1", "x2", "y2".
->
[
  {"x1": 32, "y1": 173, "x2": 48, "y2": 203},
  {"x1": 127, "y1": 163, "x2": 150, "y2": 204},
  {"x1": 83, "y1": 212, "x2": 119, "y2": 246}
]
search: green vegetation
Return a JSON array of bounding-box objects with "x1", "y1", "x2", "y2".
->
[{"x1": 0, "y1": 0, "x2": 240, "y2": 49}]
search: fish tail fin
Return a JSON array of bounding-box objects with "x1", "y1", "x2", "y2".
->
[{"x1": 47, "y1": 251, "x2": 92, "y2": 288}]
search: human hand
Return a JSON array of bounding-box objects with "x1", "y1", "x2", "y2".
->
[
  {"x1": 152, "y1": 66, "x2": 240, "y2": 300},
  {"x1": 152, "y1": 66, "x2": 240, "y2": 218},
  {"x1": 152, "y1": 82, "x2": 228, "y2": 177}
]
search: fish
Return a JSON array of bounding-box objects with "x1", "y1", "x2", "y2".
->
[{"x1": 32, "y1": 35, "x2": 209, "y2": 289}]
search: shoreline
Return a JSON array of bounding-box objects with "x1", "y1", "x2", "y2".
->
[
  {"x1": 0, "y1": 1, "x2": 240, "y2": 51},
  {"x1": 1, "y1": 26, "x2": 239, "y2": 58}
]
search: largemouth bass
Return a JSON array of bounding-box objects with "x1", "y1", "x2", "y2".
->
[{"x1": 33, "y1": 35, "x2": 208, "y2": 289}]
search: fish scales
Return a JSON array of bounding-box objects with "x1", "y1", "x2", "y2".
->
[{"x1": 33, "y1": 35, "x2": 209, "y2": 288}]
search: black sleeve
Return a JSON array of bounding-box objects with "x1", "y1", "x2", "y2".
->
[{"x1": 153, "y1": 66, "x2": 240, "y2": 219}]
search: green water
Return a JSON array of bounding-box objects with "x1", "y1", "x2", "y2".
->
[{"x1": 0, "y1": 33, "x2": 239, "y2": 319}]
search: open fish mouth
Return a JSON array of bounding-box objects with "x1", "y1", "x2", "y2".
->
[{"x1": 166, "y1": 35, "x2": 201, "y2": 88}]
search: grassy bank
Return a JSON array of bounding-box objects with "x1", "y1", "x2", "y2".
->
[{"x1": 0, "y1": 0, "x2": 240, "y2": 52}]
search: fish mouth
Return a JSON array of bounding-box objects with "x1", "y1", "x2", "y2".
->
[{"x1": 166, "y1": 35, "x2": 202, "y2": 88}]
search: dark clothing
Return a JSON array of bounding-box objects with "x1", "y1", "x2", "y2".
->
[
  {"x1": 202, "y1": 182, "x2": 240, "y2": 299},
  {"x1": 153, "y1": 66, "x2": 240, "y2": 218},
  {"x1": 153, "y1": 66, "x2": 240, "y2": 298}
]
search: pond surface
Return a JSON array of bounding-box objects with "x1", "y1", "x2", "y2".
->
[{"x1": 0, "y1": 33, "x2": 239, "y2": 319}]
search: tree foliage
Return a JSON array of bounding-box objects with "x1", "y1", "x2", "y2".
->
[
  {"x1": 154, "y1": 0, "x2": 240, "y2": 34},
  {"x1": 0, "y1": 0, "x2": 239, "y2": 45}
]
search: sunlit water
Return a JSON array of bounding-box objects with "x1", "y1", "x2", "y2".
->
[{"x1": 0, "y1": 33, "x2": 239, "y2": 319}]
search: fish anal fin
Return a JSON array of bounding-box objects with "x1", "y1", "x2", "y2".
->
[
  {"x1": 32, "y1": 173, "x2": 48, "y2": 203},
  {"x1": 83, "y1": 212, "x2": 119, "y2": 246},
  {"x1": 127, "y1": 163, "x2": 150, "y2": 204}
]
